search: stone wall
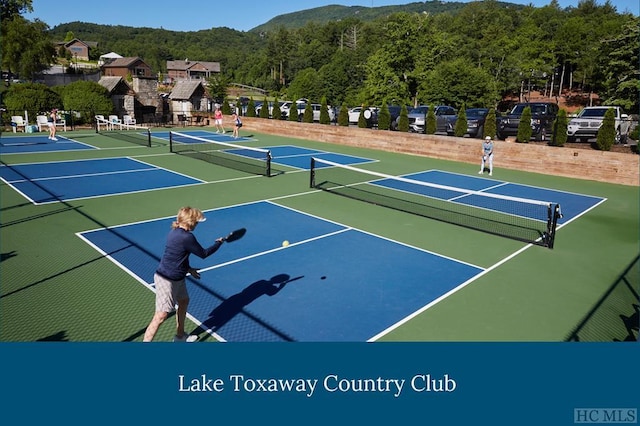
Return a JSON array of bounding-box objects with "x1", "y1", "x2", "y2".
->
[{"x1": 239, "y1": 117, "x2": 639, "y2": 186}]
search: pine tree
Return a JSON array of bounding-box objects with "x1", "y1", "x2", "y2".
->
[
  {"x1": 596, "y1": 108, "x2": 616, "y2": 151},
  {"x1": 338, "y1": 102, "x2": 349, "y2": 126},
  {"x1": 454, "y1": 104, "x2": 467, "y2": 137},
  {"x1": 551, "y1": 109, "x2": 568, "y2": 147},
  {"x1": 398, "y1": 105, "x2": 409, "y2": 132},
  {"x1": 516, "y1": 106, "x2": 532, "y2": 142},
  {"x1": 378, "y1": 104, "x2": 390, "y2": 130},
  {"x1": 303, "y1": 102, "x2": 313, "y2": 123},
  {"x1": 426, "y1": 105, "x2": 436, "y2": 134},
  {"x1": 319, "y1": 96, "x2": 330, "y2": 124},
  {"x1": 358, "y1": 105, "x2": 368, "y2": 128},
  {"x1": 483, "y1": 108, "x2": 497, "y2": 139},
  {"x1": 259, "y1": 97, "x2": 269, "y2": 118},
  {"x1": 289, "y1": 103, "x2": 299, "y2": 122},
  {"x1": 272, "y1": 97, "x2": 281, "y2": 120},
  {"x1": 246, "y1": 98, "x2": 256, "y2": 118}
]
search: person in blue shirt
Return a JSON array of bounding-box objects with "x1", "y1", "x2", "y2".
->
[
  {"x1": 479, "y1": 136, "x2": 494, "y2": 176},
  {"x1": 143, "y1": 207, "x2": 224, "y2": 342}
]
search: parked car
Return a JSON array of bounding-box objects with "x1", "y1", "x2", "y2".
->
[
  {"x1": 288, "y1": 101, "x2": 335, "y2": 122},
  {"x1": 567, "y1": 106, "x2": 631, "y2": 144},
  {"x1": 445, "y1": 108, "x2": 490, "y2": 137},
  {"x1": 397, "y1": 105, "x2": 456, "y2": 133},
  {"x1": 348, "y1": 106, "x2": 378, "y2": 127},
  {"x1": 496, "y1": 102, "x2": 559, "y2": 141}
]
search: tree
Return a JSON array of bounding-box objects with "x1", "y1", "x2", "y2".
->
[
  {"x1": 259, "y1": 97, "x2": 269, "y2": 118},
  {"x1": 454, "y1": 105, "x2": 467, "y2": 137},
  {"x1": 516, "y1": 106, "x2": 533, "y2": 142},
  {"x1": 0, "y1": 0, "x2": 33, "y2": 22},
  {"x1": 303, "y1": 102, "x2": 313, "y2": 123},
  {"x1": 319, "y1": 96, "x2": 330, "y2": 124},
  {"x1": 246, "y1": 98, "x2": 256, "y2": 117},
  {"x1": 398, "y1": 105, "x2": 409, "y2": 132},
  {"x1": 60, "y1": 81, "x2": 113, "y2": 124},
  {"x1": 1, "y1": 16, "x2": 56, "y2": 80},
  {"x1": 338, "y1": 103, "x2": 349, "y2": 126},
  {"x1": 378, "y1": 104, "x2": 391, "y2": 130},
  {"x1": 358, "y1": 105, "x2": 368, "y2": 128},
  {"x1": 551, "y1": 109, "x2": 568, "y2": 147},
  {"x1": 425, "y1": 105, "x2": 436, "y2": 134},
  {"x1": 271, "y1": 97, "x2": 282, "y2": 120},
  {"x1": 596, "y1": 107, "x2": 615, "y2": 151},
  {"x1": 3, "y1": 82, "x2": 62, "y2": 121},
  {"x1": 484, "y1": 108, "x2": 497, "y2": 139}
]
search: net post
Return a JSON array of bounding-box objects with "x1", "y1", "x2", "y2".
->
[
  {"x1": 145, "y1": 128, "x2": 151, "y2": 147},
  {"x1": 95, "y1": 116, "x2": 99, "y2": 134},
  {"x1": 547, "y1": 204, "x2": 561, "y2": 249},
  {"x1": 266, "y1": 151, "x2": 272, "y2": 177},
  {"x1": 169, "y1": 131, "x2": 174, "y2": 153},
  {"x1": 309, "y1": 157, "x2": 316, "y2": 188}
]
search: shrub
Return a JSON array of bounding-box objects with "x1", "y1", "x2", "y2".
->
[
  {"x1": 483, "y1": 108, "x2": 497, "y2": 139},
  {"x1": 338, "y1": 102, "x2": 349, "y2": 126},
  {"x1": 319, "y1": 96, "x2": 330, "y2": 125},
  {"x1": 425, "y1": 105, "x2": 436, "y2": 134},
  {"x1": 303, "y1": 102, "x2": 313, "y2": 123},
  {"x1": 551, "y1": 109, "x2": 568, "y2": 147},
  {"x1": 378, "y1": 104, "x2": 391, "y2": 130},
  {"x1": 596, "y1": 108, "x2": 616, "y2": 151},
  {"x1": 454, "y1": 105, "x2": 467, "y2": 137},
  {"x1": 272, "y1": 97, "x2": 281, "y2": 120},
  {"x1": 246, "y1": 98, "x2": 256, "y2": 117},
  {"x1": 358, "y1": 105, "x2": 368, "y2": 128},
  {"x1": 259, "y1": 97, "x2": 269, "y2": 118},
  {"x1": 398, "y1": 105, "x2": 409, "y2": 132},
  {"x1": 516, "y1": 106, "x2": 532, "y2": 142}
]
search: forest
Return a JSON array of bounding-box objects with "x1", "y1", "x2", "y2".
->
[{"x1": 4, "y1": 0, "x2": 639, "y2": 111}]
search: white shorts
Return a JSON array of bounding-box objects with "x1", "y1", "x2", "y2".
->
[
  {"x1": 154, "y1": 273, "x2": 188, "y2": 313},
  {"x1": 48, "y1": 122, "x2": 55, "y2": 129},
  {"x1": 215, "y1": 119, "x2": 222, "y2": 125}
]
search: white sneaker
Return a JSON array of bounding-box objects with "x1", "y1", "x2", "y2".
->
[
  {"x1": 51, "y1": 137, "x2": 58, "y2": 141},
  {"x1": 478, "y1": 171, "x2": 483, "y2": 174},
  {"x1": 173, "y1": 334, "x2": 198, "y2": 343},
  {"x1": 489, "y1": 172, "x2": 492, "y2": 176}
]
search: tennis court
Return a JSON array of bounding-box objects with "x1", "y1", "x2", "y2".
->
[{"x1": 0, "y1": 125, "x2": 637, "y2": 342}]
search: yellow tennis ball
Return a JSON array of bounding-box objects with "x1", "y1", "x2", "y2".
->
[{"x1": 282, "y1": 240, "x2": 289, "y2": 247}]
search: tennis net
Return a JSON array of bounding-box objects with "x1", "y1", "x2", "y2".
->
[
  {"x1": 310, "y1": 157, "x2": 561, "y2": 248},
  {"x1": 95, "y1": 117, "x2": 151, "y2": 147},
  {"x1": 169, "y1": 131, "x2": 272, "y2": 177}
]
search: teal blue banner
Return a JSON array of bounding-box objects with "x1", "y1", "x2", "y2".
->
[{"x1": 2, "y1": 342, "x2": 638, "y2": 425}]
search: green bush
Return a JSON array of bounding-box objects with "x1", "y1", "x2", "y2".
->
[
  {"x1": 551, "y1": 109, "x2": 568, "y2": 147},
  {"x1": 426, "y1": 105, "x2": 436, "y2": 134},
  {"x1": 4, "y1": 82, "x2": 63, "y2": 122},
  {"x1": 596, "y1": 108, "x2": 616, "y2": 151},
  {"x1": 378, "y1": 104, "x2": 391, "y2": 130},
  {"x1": 259, "y1": 97, "x2": 269, "y2": 118},
  {"x1": 303, "y1": 102, "x2": 313, "y2": 123},
  {"x1": 289, "y1": 103, "x2": 299, "y2": 121},
  {"x1": 454, "y1": 105, "x2": 467, "y2": 137},
  {"x1": 246, "y1": 98, "x2": 256, "y2": 117},
  {"x1": 483, "y1": 108, "x2": 497, "y2": 139},
  {"x1": 358, "y1": 105, "x2": 368, "y2": 128},
  {"x1": 338, "y1": 102, "x2": 349, "y2": 126},
  {"x1": 398, "y1": 105, "x2": 409, "y2": 132},
  {"x1": 516, "y1": 106, "x2": 532, "y2": 142},
  {"x1": 222, "y1": 99, "x2": 231, "y2": 115},
  {"x1": 319, "y1": 96, "x2": 330, "y2": 125},
  {"x1": 272, "y1": 97, "x2": 281, "y2": 120}
]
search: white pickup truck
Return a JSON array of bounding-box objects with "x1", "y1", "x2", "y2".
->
[{"x1": 567, "y1": 106, "x2": 631, "y2": 144}]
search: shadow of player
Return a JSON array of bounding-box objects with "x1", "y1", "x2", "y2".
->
[{"x1": 193, "y1": 273, "x2": 303, "y2": 337}]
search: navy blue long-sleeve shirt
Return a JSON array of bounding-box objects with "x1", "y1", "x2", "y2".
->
[{"x1": 156, "y1": 227, "x2": 222, "y2": 281}]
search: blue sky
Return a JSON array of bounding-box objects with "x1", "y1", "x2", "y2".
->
[{"x1": 25, "y1": 0, "x2": 638, "y2": 32}]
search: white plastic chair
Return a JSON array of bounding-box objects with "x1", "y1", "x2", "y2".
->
[
  {"x1": 108, "y1": 115, "x2": 122, "y2": 130},
  {"x1": 36, "y1": 115, "x2": 49, "y2": 132},
  {"x1": 11, "y1": 116, "x2": 26, "y2": 132},
  {"x1": 123, "y1": 115, "x2": 136, "y2": 125}
]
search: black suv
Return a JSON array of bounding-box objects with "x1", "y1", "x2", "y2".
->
[{"x1": 496, "y1": 102, "x2": 559, "y2": 141}]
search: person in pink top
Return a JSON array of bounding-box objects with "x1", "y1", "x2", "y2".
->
[{"x1": 214, "y1": 106, "x2": 224, "y2": 133}]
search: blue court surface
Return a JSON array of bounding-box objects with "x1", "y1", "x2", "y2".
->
[
  {"x1": 0, "y1": 135, "x2": 95, "y2": 154},
  {"x1": 78, "y1": 201, "x2": 485, "y2": 342},
  {"x1": 377, "y1": 170, "x2": 606, "y2": 225},
  {"x1": 0, "y1": 157, "x2": 204, "y2": 204}
]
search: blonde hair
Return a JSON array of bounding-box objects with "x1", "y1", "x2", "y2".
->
[{"x1": 172, "y1": 206, "x2": 204, "y2": 230}]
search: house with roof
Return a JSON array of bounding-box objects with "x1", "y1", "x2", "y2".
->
[
  {"x1": 55, "y1": 38, "x2": 97, "y2": 61},
  {"x1": 98, "y1": 76, "x2": 136, "y2": 119},
  {"x1": 168, "y1": 80, "x2": 210, "y2": 124},
  {"x1": 98, "y1": 52, "x2": 123, "y2": 67},
  {"x1": 166, "y1": 60, "x2": 220, "y2": 83},
  {"x1": 102, "y1": 57, "x2": 153, "y2": 79}
]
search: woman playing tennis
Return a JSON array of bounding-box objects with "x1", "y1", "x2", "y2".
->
[{"x1": 143, "y1": 207, "x2": 224, "y2": 342}]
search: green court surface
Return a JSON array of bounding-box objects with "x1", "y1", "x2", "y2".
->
[{"x1": 1, "y1": 128, "x2": 638, "y2": 342}]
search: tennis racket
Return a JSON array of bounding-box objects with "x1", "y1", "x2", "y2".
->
[{"x1": 224, "y1": 228, "x2": 246, "y2": 243}]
